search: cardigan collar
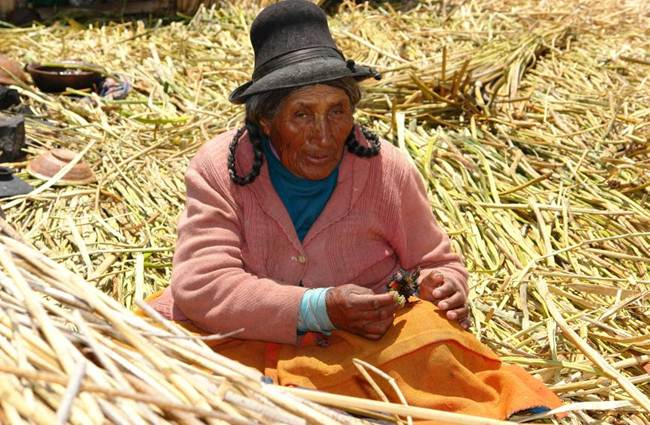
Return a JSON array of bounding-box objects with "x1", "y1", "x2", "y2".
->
[{"x1": 232, "y1": 125, "x2": 373, "y2": 250}]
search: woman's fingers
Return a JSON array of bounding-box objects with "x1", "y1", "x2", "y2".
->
[
  {"x1": 354, "y1": 304, "x2": 397, "y2": 321},
  {"x1": 326, "y1": 285, "x2": 398, "y2": 338},
  {"x1": 360, "y1": 315, "x2": 394, "y2": 337},
  {"x1": 420, "y1": 272, "x2": 444, "y2": 296},
  {"x1": 446, "y1": 305, "x2": 468, "y2": 321},
  {"x1": 430, "y1": 280, "x2": 455, "y2": 300},
  {"x1": 363, "y1": 332, "x2": 384, "y2": 340},
  {"x1": 459, "y1": 316, "x2": 472, "y2": 330},
  {"x1": 438, "y1": 291, "x2": 465, "y2": 311},
  {"x1": 350, "y1": 292, "x2": 396, "y2": 310},
  {"x1": 423, "y1": 272, "x2": 444, "y2": 285}
]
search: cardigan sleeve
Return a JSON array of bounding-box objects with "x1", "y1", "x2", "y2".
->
[
  {"x1": 390, "y1": 160, "x2": 469, "y2": 294},
  {"x1": 170, "y1": 154, "x2": 307, "y2": 344}
]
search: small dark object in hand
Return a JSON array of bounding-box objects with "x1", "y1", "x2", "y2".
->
[{"x1": 387, "y1": 267, "x2": 420, "y2": 307}]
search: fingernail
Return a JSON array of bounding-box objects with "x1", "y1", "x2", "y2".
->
[
  {"x1": 448, "y1": 312, "x2": 456, "y2": 319},
  {"x1": 439, "y1": 302, "x2": 447, "y2": 309},
  {"x1": 432, "y1": 290, "x2": 440, "y2": 298}
]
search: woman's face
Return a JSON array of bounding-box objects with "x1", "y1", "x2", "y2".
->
[{"x1": 260, "y1": 84, "x2": 354, "y2": 180}]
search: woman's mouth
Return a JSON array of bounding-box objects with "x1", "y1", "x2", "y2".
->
[{"x1": 304, "y1": 154, "x2": 331, "y2": 165}]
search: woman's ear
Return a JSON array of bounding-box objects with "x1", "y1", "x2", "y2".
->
[{"x1": 259, "y1": 118, "x2": 272, "y2": 137}]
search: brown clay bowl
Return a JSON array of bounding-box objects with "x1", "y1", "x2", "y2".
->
[
  {"x1": 27, "y1": 149, "x2": 95, "y2": 185},
  {"x1": 25, "y1": 61, "x2": 104, "y2": 93}
]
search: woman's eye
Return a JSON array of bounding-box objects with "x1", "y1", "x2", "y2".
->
[{"x1": 294, "y1": 111, "x2": 307, "y2": 118}]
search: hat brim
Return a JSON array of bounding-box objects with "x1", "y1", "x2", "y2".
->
[{"x1": 229, "y1": 57, "x2": 379, "y2": 104}]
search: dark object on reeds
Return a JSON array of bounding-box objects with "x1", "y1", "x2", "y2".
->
[
  {"x1": 5, "y1": 7, "x2": 41, "y2": 27},
  {"x1": 25, "y1": 61, "x2": 104, "y2": 93},
  {"x1": 0, "y1": 86, "x2": 20, "y2": 110},
  {"x1": 0, "y1": 113, "x2": 25, "y2": 162},
  {"x1": 0, "y1": 167, "x2": 31, "y2": 198}
]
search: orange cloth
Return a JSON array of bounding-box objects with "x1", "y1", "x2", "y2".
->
[{"x1": 139, "y1": 291, "x2": 561, "y2": 421}]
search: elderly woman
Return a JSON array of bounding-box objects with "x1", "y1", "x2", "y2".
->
[{"x1": 148, "y1": 0, "x2": 561, "y2": 420}]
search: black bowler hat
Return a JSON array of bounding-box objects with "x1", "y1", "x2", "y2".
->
[{"x1": 229, "y1": 0, "x2": 381, "y2": 104}]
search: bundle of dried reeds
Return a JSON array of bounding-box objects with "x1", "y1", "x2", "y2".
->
[{"x1": 0, "y1": 233, "x2": 337, "y2": 424}]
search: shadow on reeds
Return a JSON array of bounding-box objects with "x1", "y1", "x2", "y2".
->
[{"x1": 321, "y1": 0, "x2": 461, "y2": 16}]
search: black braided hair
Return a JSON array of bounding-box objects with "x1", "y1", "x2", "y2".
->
[
  {"x1": 345, "y1": 126, "x2": 381, "y2": 157},
  {"x1": 227, "y1": 122, "x2": 264, "y2": 186},
  {"x1": 227, "y1": 124, "x2": 381, "y2": 185}
]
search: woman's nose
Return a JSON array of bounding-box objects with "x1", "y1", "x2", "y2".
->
[{"x1": 311, "y1": 115, "x2": 331, "y2": 146}]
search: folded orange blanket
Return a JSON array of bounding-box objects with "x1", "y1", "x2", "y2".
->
[{"x1": 140, "y1": 293, "x2": 561, "y2": 422}]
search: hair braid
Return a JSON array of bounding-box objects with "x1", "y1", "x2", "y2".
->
[
  {"x1": 345, "y1": 126, "x2": 381, "y2": 158},
  {"x1": 227, "y1": 123, "x2": 265, "y2": 185}
]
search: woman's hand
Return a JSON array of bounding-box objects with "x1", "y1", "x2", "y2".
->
[
  {"x1": 420, "y1": 272, "x2": 471, "y2": 329},
  {"x1": 326, "y1": 284, "x2": 398, "y2": 340}
]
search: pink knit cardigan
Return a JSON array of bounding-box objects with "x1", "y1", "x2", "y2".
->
[{"x1": 149, "y1": 127, "x2": 468, "y2": 344}]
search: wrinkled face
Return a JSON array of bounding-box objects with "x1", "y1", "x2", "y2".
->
[{"x1": 259, "y1": 84, "x2": 354, "y2": 180}]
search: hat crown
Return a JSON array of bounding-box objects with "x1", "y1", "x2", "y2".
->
[{"x1": 250, "y1": 0, "x2": 338, "y2": 69}]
